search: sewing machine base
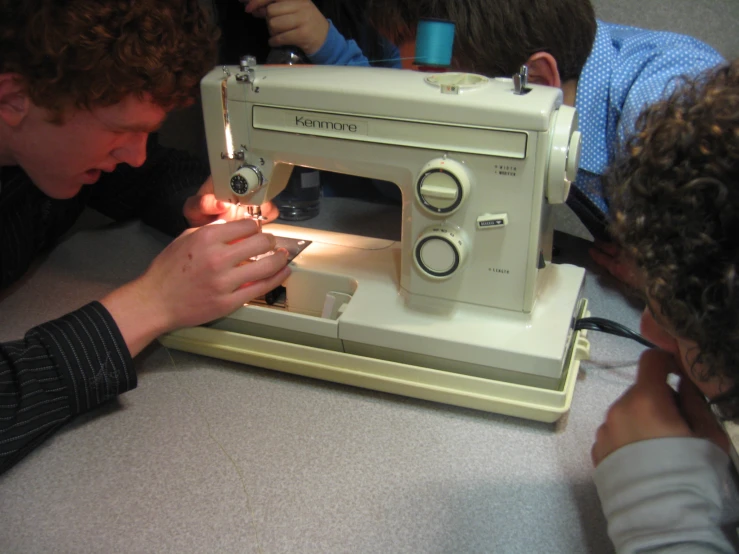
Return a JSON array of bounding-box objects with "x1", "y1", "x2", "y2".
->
[
  {"x1": 159, "y1": 225, "x2": 590, "y2": 423},
  {"x1": 159, "y1": 297, "x2": 588, "y2": 423}
]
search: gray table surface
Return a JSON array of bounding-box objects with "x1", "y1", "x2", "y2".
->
[{"x1": 0, "y1": 198, "x2": 735, "y2": 554}]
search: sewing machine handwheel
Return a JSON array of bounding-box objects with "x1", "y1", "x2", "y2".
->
[{"x1": 546, "y1": 106, "x2": 580, "y2": 204}]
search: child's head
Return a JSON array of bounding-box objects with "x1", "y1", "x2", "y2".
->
[
  {"x1": 367, "y1": 0, "x2": 596, "y2": 83},
  {"x1": 606, "y1": 60, "x2": 739, "y2": 417}
]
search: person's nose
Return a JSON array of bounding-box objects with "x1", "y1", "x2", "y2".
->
[{"x1": 111, "y1": 132, "x2": 149, "y2": 167}]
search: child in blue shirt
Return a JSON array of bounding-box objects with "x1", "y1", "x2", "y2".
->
[
  {"x1": 242, "y1": 0, "x2": 402, "y2": 201},
  {"x1": 242, "y1": 0, "x2": 400, "y2": 68}
]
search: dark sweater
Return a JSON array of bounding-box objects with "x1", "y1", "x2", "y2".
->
[{"x1": 0, "y1": 139, "x2": 209, "y2": 475}]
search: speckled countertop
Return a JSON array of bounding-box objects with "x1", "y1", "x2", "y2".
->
[{"x1": 1, "y1": 199, "x2": 735, "y2": 554}]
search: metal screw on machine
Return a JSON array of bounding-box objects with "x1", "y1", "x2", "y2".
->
[
  {"x1": 236, "y1": 55, "x2": 258, "y2": 83},
  {"x1": 513, "y1": 65, "x2": 529, "y2": 95},
  {"x1": 240, "y1": 55, "x2": 257, "y2": 72}
]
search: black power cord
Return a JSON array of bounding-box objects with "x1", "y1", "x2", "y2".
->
[{"x1": 574, "y1": 317, "x2": 656, "y2": 349}]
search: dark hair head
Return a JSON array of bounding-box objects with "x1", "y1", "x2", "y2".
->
[
  {"x1": 606, "y1": 60, "x2": 739, "y2": 417},
  {"x1": 0, "y1": 0, "x2": 219, "y2": 121},
  {"x1": 367, "y1": 0, "x2": 596, "y2": 81}
]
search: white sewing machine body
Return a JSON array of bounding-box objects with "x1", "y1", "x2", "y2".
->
[{"x1": 160, "y1": 64, "x2": 590, "y2": 422}]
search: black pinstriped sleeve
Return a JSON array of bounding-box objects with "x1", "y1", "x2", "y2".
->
[
  {"x1": 0, "y1": 141, "x2": 205, "y2": 475},
  {"x1": 0, "y1": 301, "x2": 135, "y2": 475}
]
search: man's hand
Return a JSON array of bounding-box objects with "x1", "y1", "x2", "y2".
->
[
  {"x1": 589, "y1": 240, "x2": 645, "y2": 290},
  {"x1": 242, "y1": 0, "x2": 330, "y2": 56},
  {"x1": 183, "y1": 176, "x2": 279, "y2": 227},
  {"x1": 591, "y1": 349, "x2": 729, "y2": 467},
  {"x1": 101, "y1": 218, "x2": 290, "y2": 357}
]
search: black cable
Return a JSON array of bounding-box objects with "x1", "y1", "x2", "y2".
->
[{"x1": 574, "y1": 317, "x2": 656, "y2": 349}]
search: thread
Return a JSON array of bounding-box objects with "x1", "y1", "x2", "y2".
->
[{"x1": 414, "y1": 18, "x2": 455, "y2": 68}]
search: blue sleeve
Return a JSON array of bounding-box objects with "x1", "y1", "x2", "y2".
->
[
  {"x1": 309, "y1": 20, "x2": 371, "y2": 66},
  {"x1": 612, "y1": 37, "x2": 725, "y2": 144},
  {"x1": 309, "y1": 20, "x2": 401, "y2": 68},
  {"x1": 383, "y1": 40, "x2": 402, "y2": 69}
]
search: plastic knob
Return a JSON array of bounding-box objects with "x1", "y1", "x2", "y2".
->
[
  {"x1": 230, "y1": 165, "x2": 263, "y2": 197},
  {"x1": 413, "y1": 225, "x2": 468, "y2": 279},
  {"x1": 415, "y1": 158, "x2": 471, "y2": 215}
]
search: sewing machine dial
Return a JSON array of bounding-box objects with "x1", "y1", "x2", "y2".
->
[
  {"x1": 230, "y1": 165, "x2": 263, "y2": 197},
  {"x1": 415, "y1": 158, "x2": 470, "y2": 215},
  {"x1": 414, "y1": 226, "x2": 468, "y2": 279}
]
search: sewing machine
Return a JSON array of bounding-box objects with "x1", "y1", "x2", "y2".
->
[{"x1": 159, "y1": 60, "x2": 590, "y2": 422}]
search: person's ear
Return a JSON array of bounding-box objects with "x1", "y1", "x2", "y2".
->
[
  {"x1": 524, "y1": 52, "x2": 562, "y2": 89},
  {"x1": 0, "y1": 74, "x2": 30, "y2": 127}
]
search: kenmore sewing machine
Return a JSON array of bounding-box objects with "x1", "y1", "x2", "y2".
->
[{"x1": 159, "y1": 58, "x2": 591, "y2": 422}]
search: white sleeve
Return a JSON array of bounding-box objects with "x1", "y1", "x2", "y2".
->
[{"x1": 594, "y1": 437, "x2": 735, "y2": 553}]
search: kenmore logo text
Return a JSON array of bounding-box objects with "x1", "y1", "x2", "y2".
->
[{"x1": 295, "y1": 116, "x2": 358, "y2": 133}]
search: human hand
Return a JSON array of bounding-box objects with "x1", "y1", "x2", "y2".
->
[
  {"x1": 242, "y1": 0, "x2": 330, "y2": 56},
  {"x1": 144, "y1": 218, "x2": 289, "y2": 328},
  {"x1": 591, "y1": 350, "x2": 694, "y2": 467},
  {"x1": 183, "y1": 176, "x2": 279, "y2": 227},
  {"x1": 101, "y1": 218, "x2": 290, "y2": 356},
  {"x1": 589, "y1": 240, "x2": 645, "y2": 290},
  {"x1": 676, "y1": 371, "x2": 731, "y2": 454}
]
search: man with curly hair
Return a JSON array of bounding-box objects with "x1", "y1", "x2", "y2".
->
[
  {"x1": 591, "y1": 60, "x2": 739, "y2": 552},
  {"x1": 0, "y1": 0, "x2": 290, "y2": 475}
]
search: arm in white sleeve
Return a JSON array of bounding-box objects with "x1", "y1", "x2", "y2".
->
[{"x1": 594, "y1": 437, "x2": 735, "y2": 553}]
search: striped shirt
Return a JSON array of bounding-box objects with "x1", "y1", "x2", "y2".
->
[{"x1": 0, "y1": 138, "x2": 210, "y2": 474}]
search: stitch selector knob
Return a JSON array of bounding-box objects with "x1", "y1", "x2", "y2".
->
[
  {"x1": 230, "y1": 165, "x2": 263, "y2": 197},
  {"x1": 414, "y1": 225, "x2": 468, "y2": 279},
  {"x1": 415, "y1": 158, "x2": 470, "y2": 215}
]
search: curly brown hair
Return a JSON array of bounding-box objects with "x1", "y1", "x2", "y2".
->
[
  {"x1": 607, "y1": 60, "x2": 739, "y2": 417},
  {"x1": 366, "y1": 0, "x2": 596, "y2": 82},
  {"x1": 0, "y1": 0, "x2": 219, "y2": 121}
]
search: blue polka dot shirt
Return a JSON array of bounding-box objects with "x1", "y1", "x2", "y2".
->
[{"x1": 571, "y1": 20, "x2": 725, "y2": 232}]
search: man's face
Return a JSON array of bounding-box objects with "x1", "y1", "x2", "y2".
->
[
  {"x1": 640, "y1": 303, "x2": 727, "y2": 399},
  {"x1": 9, "y1": 94, "x2": 168, "y2": 199}
]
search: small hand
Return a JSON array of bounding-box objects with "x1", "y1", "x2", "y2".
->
[
  {"x1": 183, "y1": 176, "x2": 279, "y2": 227},
  {"x1": 240, "y1": 0, "x2": 269, "y2": 18},
  {"x1": 592, "y1": 349, "x2": 694, "y2": 467},
  {"x1": 259, "y1": 200, "x2": 280, "y2": 224},
  {"x1": 243, "y1": 0, "x2": 330, "y2": 56},
  {"x1": 589, "y1": 240, "x2": 645, "y2": 290}
]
